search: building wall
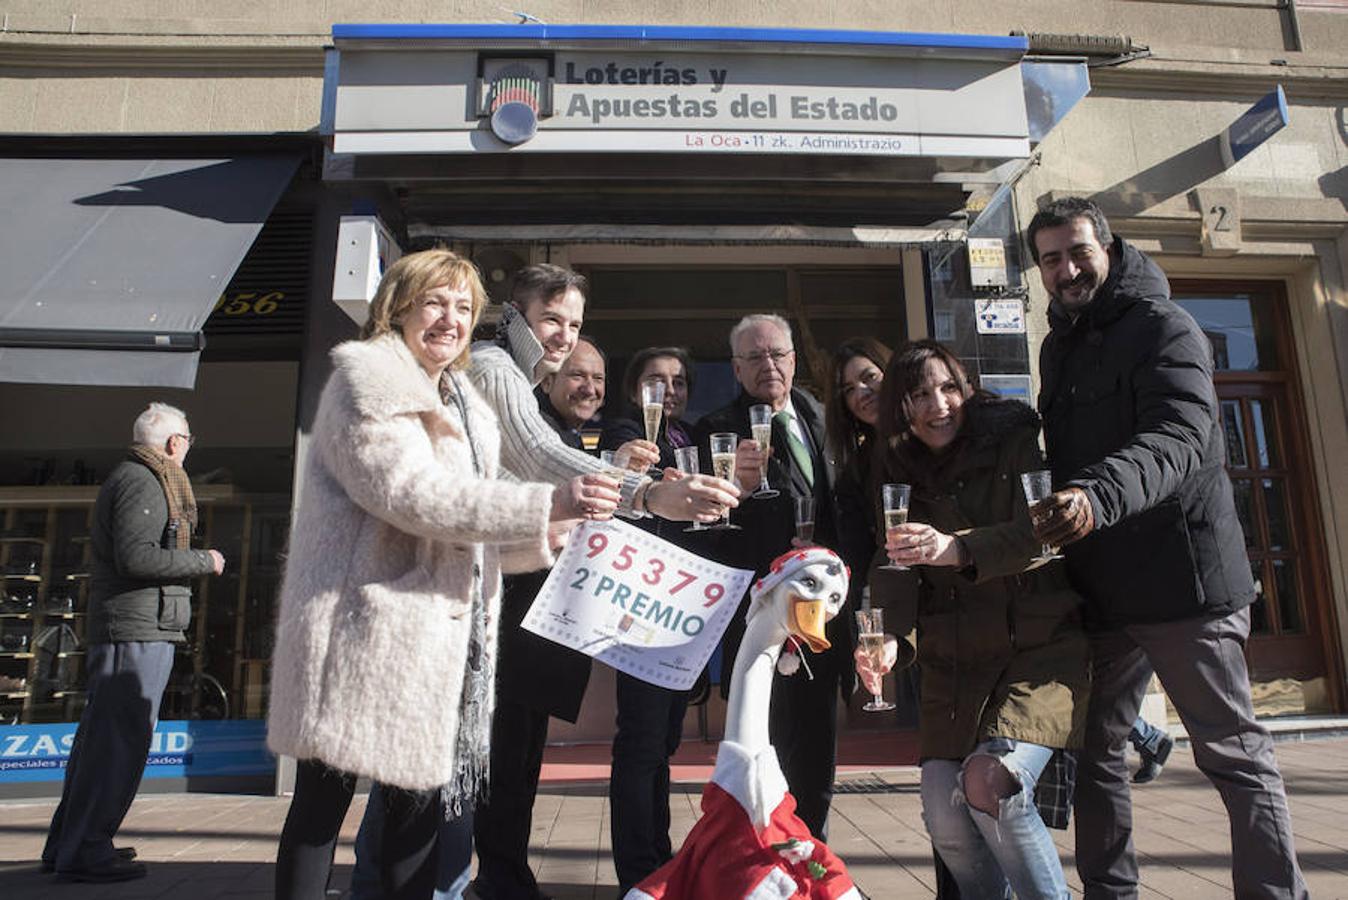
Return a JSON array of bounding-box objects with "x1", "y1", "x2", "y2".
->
[{"x1": 3, "y1": 1, "x2": 1347, "y2": 695}]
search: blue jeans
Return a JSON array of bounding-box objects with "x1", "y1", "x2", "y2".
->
[
  {"x1": 1128, "y1": 715, "x2": 1167, "y2": 756},
  {"x1": 921, "y1": 739, "x2": 1069, "y2": 900},
  {"x1": 350, "y1": 784, "x2": 474, "y2": 900}
]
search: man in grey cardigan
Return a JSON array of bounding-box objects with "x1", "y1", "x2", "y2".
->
[
  {"x1": 42, "y1": 403, "x2": 224, "y2": 883},
  {"x1": 468, "y1": 264, "x2": 739, "y2": 524}
]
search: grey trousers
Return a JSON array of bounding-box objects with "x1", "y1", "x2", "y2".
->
[
  {"x1": 42, "y1": 641, "x2": 175, "y2": 872},
  {"x1": 1074, "y1": 607, "x2": 1308, "y2": 899}
]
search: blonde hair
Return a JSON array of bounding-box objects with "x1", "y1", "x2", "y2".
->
[{"x1": 361, "y1": 249, "x2": 488, "y2": 370}]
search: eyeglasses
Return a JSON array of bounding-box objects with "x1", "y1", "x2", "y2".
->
[
  {"x1": 173, "y1": 433, "x2": 196, "y2": 446},
  {"x1": 733, "y1": 348, "x2": 794, "y2": 366}
]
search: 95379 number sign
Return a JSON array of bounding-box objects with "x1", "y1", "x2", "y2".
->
[{"x1": 523, "y1": 519, "x2": 754, "y2": 691}]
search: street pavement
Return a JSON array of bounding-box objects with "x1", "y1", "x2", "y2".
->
[{"x1": 2, "y1": 734, "x2": 1346, "y2": 898}]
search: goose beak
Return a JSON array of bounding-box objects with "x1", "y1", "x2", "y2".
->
[{"x1": 789, "y1": 596, "x2": 831, "y2": 653}]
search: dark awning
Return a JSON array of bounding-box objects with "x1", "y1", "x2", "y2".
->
[{"x1": 0, "y1": 155, "x2": 300, "y2": 388}]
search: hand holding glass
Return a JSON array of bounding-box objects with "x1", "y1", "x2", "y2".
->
[
  {"x1": 747, "y1": 405, "x2": 779, "y2": 499},
  {"x1": 880, "y1": 483, "x2": 912, "y2": 571},
  {"x1": 641, "y1": 381, "x2": 666, "y2": 444},
  {"x1": 1021, "y1": 470, "x2": 1065, "y2": 562},
  {"x1": 855, "y1": 608, "x2": 896, "y2": 712},
  {"x1": 673, "y1": 446, "x2": 707, "y2": 533},
  {"x1": 708, "y1": 433, "x2": 742, "y2": 531}
]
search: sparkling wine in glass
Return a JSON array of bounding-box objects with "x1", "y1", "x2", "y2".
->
[
  {"x1": 855, "y1": 608, "x2": 895, "y2": 712},
  {"x1": 880, "y1": 483, "x2": 912, "y2": 571},
  {"x1": 674, "y1": 446, "x2": 707, "y2": 533},
  {"x1": 708, "y1": 432, "x2": 742, "y2": 531},
  {"x1": 747, "y1": 404, "x2": 779, "y2": 499},
  {"x1": 641, "y1": 381, "x2": 666, "y2": 444},
  {"x1": 1021, "y1": 470, "x2": 1065, "y2": 563},
  {"x1": 794, "y1": 495, "x2": 815, "y2": 544}
]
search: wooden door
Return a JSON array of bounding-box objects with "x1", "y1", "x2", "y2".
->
[{"x1": 1172, "y1": 281, "x2": 1340, "y2": 702}]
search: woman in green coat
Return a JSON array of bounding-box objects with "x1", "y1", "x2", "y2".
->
[{"x1": 862, "y1": 340, "x2": 1089, "y2": 900}]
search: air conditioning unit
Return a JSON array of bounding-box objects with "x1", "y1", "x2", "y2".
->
[{"x1": 471, "y1": 244, "x2": 531, "y2": 306}]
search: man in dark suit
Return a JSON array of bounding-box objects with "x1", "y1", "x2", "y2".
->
[
  {"x1": 695, "y1": 313, "x2": 848, "y2": 841},
  {"x1": 471, "y1": 338, "x2": 607, "y2": 900}
]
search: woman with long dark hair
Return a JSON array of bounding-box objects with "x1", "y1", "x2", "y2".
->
[{"x1": 861, "y1": 340, "x2": 1089, "y2": 899}]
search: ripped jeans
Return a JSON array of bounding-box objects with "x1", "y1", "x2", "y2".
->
[{"x1": 921, "y1": 739, "x2": 1069, "y2": 900}]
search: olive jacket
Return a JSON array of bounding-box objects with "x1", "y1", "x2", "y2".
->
[
  {"x1": 86, "y1": 459, "x2": 218, "y2": 644},
  {"x1": 871, "y1": 398, "x2": 1090, "y2": 761}
]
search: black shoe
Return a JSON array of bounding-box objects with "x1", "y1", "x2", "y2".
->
[
  {"x1": 42, "y1": 845, "x2": 137, "y2": 875},
  {"x1": 53, "y1": 853, "x2": 145, "y2": 882},
  {"x1": 1132, "y1": 733, "x2": 1174, "y2": 784}
]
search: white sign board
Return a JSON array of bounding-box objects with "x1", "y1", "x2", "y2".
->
[
  {"x1": 331, "y1": 47, "x2": 1029, "y2": 159},
  {"x1": 522, "y1": 520, "x2": 754, "y2": 690},
  {"x1": 967, "y1": 237, "x2": 1008, "y2": 287},
  {"x1": 974, "y1": 296, "x2": 1026, "y2": 334}
]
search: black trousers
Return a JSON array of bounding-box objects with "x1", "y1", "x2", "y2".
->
[
  {"x1": 275, "y1": 759, "x2": 441, "y2": 900},
  {"x1": 471, "y1": 697, "x2": 551, "y2": 900},
  {"x1": 609, "y1": 672, "x2": 690, "y2": 893},
  {"x1": 768, "y1": 661, "x2": 840, "y2": 841}
]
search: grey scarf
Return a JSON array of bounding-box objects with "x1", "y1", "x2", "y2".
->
[{"x1": 439, "y1": 370, "x2": 494, "y2": 818}]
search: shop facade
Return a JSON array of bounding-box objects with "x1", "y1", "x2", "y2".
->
[{"x1": 1, "y1": 3, "x2": 1346, "y2": 796}]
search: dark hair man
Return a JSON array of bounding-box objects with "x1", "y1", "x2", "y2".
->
[
  {"x1": 42, "y1": 403, "x2": 224, "y2": 883},
  {"x1": 1027, "y1": 197, "x2": 1307, "y2": 899}
]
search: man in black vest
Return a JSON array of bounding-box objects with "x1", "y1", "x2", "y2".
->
[
  {"x1": 471, "y1": 337, "x2": 607, "y2": 900},
  {"x1": 696, "y1": 313, "x2": 847, "y2": 841},
  {"x1": 1028, "y1": 197, "x2": 1306, "y2": 899}
]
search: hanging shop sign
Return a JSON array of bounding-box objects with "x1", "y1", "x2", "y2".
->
[
  {"x1": 1220, "y1": 85, "x2": 1288, "y2": 169},
  {"x1": 327, "y1": 25, "x2": 1031, "y2": 160}
]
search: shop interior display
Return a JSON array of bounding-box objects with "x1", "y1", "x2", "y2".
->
[{"x1": 0, "y1": 488, "x2": 289, "y2": 727}]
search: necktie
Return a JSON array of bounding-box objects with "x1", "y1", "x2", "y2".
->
[{"x1": 773, "y1": 410, "x2": 814, "y2": 488}]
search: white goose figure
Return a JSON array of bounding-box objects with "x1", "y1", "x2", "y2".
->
[{"x1": 627, "y1": 546, "x2": 862, "y2": 900}]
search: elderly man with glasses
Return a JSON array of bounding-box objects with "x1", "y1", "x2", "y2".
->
[
  {"x1": 42, "y1": 403, "x2": 225, "y2": 883},
  {"x1": 695, "y1": 313, "x2": 849, "y2": 842}
]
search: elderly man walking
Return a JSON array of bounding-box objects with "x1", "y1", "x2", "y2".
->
[
  {"x1": 1028, "y1": 197, "x2": 1307, "y2": 899},
  {"x1": 42, "y1": 403, "x2": 224, "y2": 883}
]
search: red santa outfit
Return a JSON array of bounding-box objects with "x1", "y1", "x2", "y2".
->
[{"x1": 625, "y1": 740, "x2": 860, "y2": 900}]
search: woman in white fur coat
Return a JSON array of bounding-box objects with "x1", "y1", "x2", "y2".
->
[{"x1": 269, "y1": 249, "x2": 613, "y2": 900}]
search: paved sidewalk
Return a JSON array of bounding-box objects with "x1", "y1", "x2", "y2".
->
[{"x1": 2, "y1": 735, "x2": 1346, "y2": 899}]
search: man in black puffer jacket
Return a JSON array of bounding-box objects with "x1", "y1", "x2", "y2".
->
[{"x1": 1027, "y1": 198, "x2": 1307, "y2": 899}]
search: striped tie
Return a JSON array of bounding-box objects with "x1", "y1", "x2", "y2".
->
[{"x1": 773, "y1": 410, "x2": 814, "y2": 488}]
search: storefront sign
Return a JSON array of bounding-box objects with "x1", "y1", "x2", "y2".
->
[
  {"x1": 0, "y1": 720, "x2": 272, "y2": 784},
  {"x1": 967, "y1": 238, "x2": 1009, "y2": 287},
  {"x1": 328, "y1": 26, "x2": 1030, "y2": 160},
  {"x1": 980, "y1": 374, "x2": 1034, "y2": 405},
  {"x1": 523, "y1": 520, "x2": 754, "y2": 690},
  {"x1": 974, "y1": 296, "x2": 1026, "y2": 334}
]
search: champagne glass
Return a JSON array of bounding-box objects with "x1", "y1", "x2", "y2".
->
[
  {"x1": 855, "y1": 608, "x2": 895, "y2": 712},
  {"x1": 641, "y1": 381, "x2": 666, "y2": 444},
  {"x1": 708, "y1": 433, "x2": 742, "y2": 531},
  {"x1": 880, "y1": 483, "x2": 912, "y2": 571},
  {"x1": 747, "y1": 404, "x2": 780, "y2": 499},
  {"x1": 600, "y1": 449, "x2": 630, "y2": 478},
  {"x1": 673, "y1": 446, "x2": 708, "y2": 533},
  {"x1": 1021, "y1": 470, "x2": 1065, "y2": 563},
  {"x1": 794, "y1": 495, "x2": 815, "y2": 544}
]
